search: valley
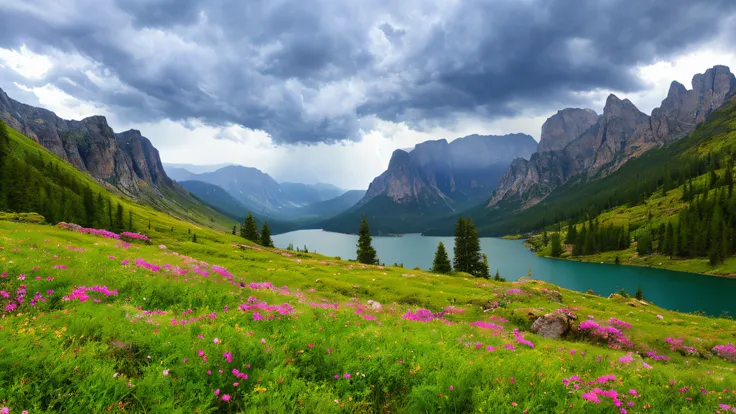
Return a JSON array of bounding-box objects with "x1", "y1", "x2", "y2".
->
[{"x1": 1, "y1": 5, "x2": 736, "y2": 412}]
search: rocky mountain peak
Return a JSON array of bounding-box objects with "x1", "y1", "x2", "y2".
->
[
  {"x1": 0, "y1": 86, "x2": 174, "y2": 197},
  {"x1": 538, "y1": 108, "x2": 599, "y2": 153}
]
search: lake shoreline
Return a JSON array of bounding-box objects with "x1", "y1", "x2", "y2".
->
[
  {"x1": 274, "y1": 229, "x2": 736, "y2": 316},
  {"x1": 524, "y1": 239, "x2": 736, "y2": 280}
]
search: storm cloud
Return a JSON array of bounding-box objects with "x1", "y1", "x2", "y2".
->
[{"x1": 0, "y1": 0, "x2": 734, "y2": 144}]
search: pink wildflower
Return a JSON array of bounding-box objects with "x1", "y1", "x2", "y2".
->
[{"x1": 221, "y1": 394, "x2": 231, "y2": 402}]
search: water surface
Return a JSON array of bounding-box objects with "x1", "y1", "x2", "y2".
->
[{"x1": 274, "y1": 230, "x2": 736, "y2": 316}]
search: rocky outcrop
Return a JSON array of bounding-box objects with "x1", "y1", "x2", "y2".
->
[
  {"x1": 362, "y1": 133, "x2": 538, "y2": 211},
  {"x1": 531, "y1": 311, "x2": 574, "y2": 339},
  {"x1": 489, "y1": 65, "x2": 736, "y2": 209},
  {"x1": 0, "y1": 86, "x2": 174, "y2": 197},
  {"x1": 538, "y1": 108, "x2": 599, "y2": 153}
]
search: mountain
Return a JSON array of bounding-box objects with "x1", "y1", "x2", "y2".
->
[
  {"x1": 0, "y1": 86, "x2": 237, "y2": 231},
  {"x1": 309, "y1": 182, "x2": 346, "y2": 200},
  {"x1": 323, "y1": 133, "x2": 538, "y2": 234},
  {"x1": 165, "y1": 167, "x2": 201, "y2": 182},
  {"x1": 178, "y1": 180, "x2": 298, "y2": 234},
  {"x1": 292, "y1": 189, "x2": 366, "y2": 219},
  {"x1": 0, "y1": 87, "x2": 175, "y2": 197},
  {"x1": 168, "y1": 164, "x2": 350, "y2": 218},
  {"x1": 489, "y1": 65, "x2": 736, "y2": 210},
  {"x1": 163, "y1": 162, "x2": 235, "y2": 174}
]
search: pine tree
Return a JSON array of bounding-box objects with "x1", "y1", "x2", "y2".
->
[
  {"x1": 479, "y1": 253, "x2": 490, "y2": 279},
  {"x1": 115, "y1": 203, "x2": 124, "y2": 232},
  {"x1": 128, "y1": 211, "x2": 133, "y2": 231},
  {"x1": 260, "y1": 221, "x2": 274, "y2": 247},
  {"x1": 232, "y1": 225, "x2": 237, "y2": 235},
  {"x1": 542, "y1": 230, "x2": 549, "y2": 246},
  {"x1": 192, "y1": 233, "x2": 197, "y2": 243},
  {"x1": 431, "y1": 242, "x2": 452, "y2": 273},
  {"x1": 82, "y1": 186, "x2": 95, "y2": 227},
  {"x1": 453, "y1": 217, "x2": 468, "y2": 272},
  {"x1": 726, "y1": 158, "x2": 734, "y2": 196},
  {"x1": 565, "y1": 224, "x2": 577, "y2": 245},
  {"x1": 148, "y1": 220, "x2": 151, "y2": 230},
  {"x1": 637, "y1": 231, "x2": 652, "y2": 256},
  {"x1": 550, "y1": 233, "x2": 563, "y2": 257},
  {"x1": 356, "y1": 216, "x2": 378, "y2": 265},
  {"x1": 466, "y1": 219, "x2": 485, "y2": 277},
  {"x1": 242, "y1": 213, "x2": 259, "y2": 242},
  {"x1": 635, "y1": 285, "x2": 644, "y2": 300}
]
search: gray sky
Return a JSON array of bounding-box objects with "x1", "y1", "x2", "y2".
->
[{"x1": 1, "y1": 0, "x2": 735, "y2": 188}]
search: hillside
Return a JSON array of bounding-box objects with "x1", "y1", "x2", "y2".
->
[
  {"x1": 0, "y1": 219, "x2": 734, "y2": 412},
  {"x1": 0, "y1": 119, "x2": 236, "y2": 235},
  {"x1": 493, "y1": 94, "x2": 736, "y2": 275}
]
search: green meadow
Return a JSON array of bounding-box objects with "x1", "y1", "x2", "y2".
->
[{"x1": 0, "y1": 220, "x2": 734, "y2": 413}]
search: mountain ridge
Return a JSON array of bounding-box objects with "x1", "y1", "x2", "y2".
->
[{"x1": 488, "y1": 65, "x2": 736, "y2": 210}]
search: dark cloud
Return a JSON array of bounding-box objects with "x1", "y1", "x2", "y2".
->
[{"x1": 0, "y1": 0, "x2": 734, "y2": 144}]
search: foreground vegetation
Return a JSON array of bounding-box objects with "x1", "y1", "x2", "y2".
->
[{"x1": 0, "y1": 219, "x2": 734, "y2": 412}]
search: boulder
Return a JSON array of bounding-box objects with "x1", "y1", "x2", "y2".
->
[{"x1": 531, "y1": 312, "x2": 574, "y2": 339}]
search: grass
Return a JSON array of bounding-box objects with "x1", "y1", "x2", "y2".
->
[{"x1": 0, "y1": 220, "x2": 734, "y2": 413}]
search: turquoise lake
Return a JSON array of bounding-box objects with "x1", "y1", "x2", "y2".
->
[{"x1": 274, "y1": 229, "x2": 736, "y2": 316}]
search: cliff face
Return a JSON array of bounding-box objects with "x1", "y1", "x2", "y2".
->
[
  {"x1": 489, "y1": 65, "x2": 736, "y2": 209},
  {"x1": 0, "y1": 87, "x2": 173, "y2": 197},
  {"x1": 362, "y1": 133, "x2": 538, "y2": 212}
]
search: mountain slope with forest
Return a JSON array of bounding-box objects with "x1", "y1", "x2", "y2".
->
[
  {"x1": 488, "y1": 94, "x2": 736, "y2": 276},
  {"x1": 488, "y1": 65, "x2": 736, "y2": 210}
]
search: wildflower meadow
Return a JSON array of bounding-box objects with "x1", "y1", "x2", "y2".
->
[{"x1": 0, "y1": 220, "x2": 734, "y2": 413}]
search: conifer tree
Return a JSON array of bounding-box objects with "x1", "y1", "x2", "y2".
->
[
  {"x1": 550, "y1": 233, "x2": 563, "y2": 257},
  {"x1": 453, "y1": 217, "x2": 485, "y2": 277},
  {"x1": 242, "y1": 213, "x2": 259, "y2": 242},
  {"x1": 479, "y1": 253, "x2": 490, "y2": 279},
  {"x1": 192, "y1": 233, "x2": 197, "y2": 243},
  {"x1": 565, "y1": 224, "x2": 577, "y2": 245},
  {"x1": 115, "y1": 203, "x2": 124, "y2": 232},
  {"x1": 636, "y1": 231, "x2": 652, "y2": 256},
  {"x1": 356, "y1": 216, "x2": 378, "y2": 265},
  {"x1": 542, "y1": 230, "x2": 549, "y2": 246},
  {"x1": 453, "y1": 217, "x2": 468, "y2": 272},
  {"x1": 232, "y1": 225, "x2": 237, "y2": 235},
  {"x1": 431, "y1": 241, "x2": 452, "y2": 274},
  {"x1": 260, "y1": 221, "x2": 274, "y2": 247},
  {"x1": 635, "y1": 285, "x2": 644, "y2": 300}
]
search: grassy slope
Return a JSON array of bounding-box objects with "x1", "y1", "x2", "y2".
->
[
  {"x1": 0, "y1": 220, "x2": 734, "y2": 413},
  {"x1": 6, "y1": 125, "x2": 237, "y2": 234}
]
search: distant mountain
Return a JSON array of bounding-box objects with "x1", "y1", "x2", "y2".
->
[
  {"x1": 309, "y1": 182, "x2": 346, "y2": 200},
  {"x1": 489, "y1": 65, "x2": 736, "y2": 210},
  {"x1": 323, "y1": 133, "x2": 538, "y2": 234},
  {"x1": 164, "y1": 163, "x2": 235, "y2": 174},
  {"x1": 170, "y1": 164, "x2": 356, "y2": 222},
  {"x1": 178, "y1": 180, "x2": 296, "y2": 234},
  {"x1": 165, "y1": 167, "x2": 199, "y2": 182},
  {"x1": 294, "y1": 190, "x2": 366, "y2": 219}
]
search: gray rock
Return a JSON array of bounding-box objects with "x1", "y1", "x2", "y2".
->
[
  {"x1": 531, "y1": 312, "x2": 573, "y2": 339},
  {"x1": 538, "y1": 108, "x2": 598, "y2": 153}
]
